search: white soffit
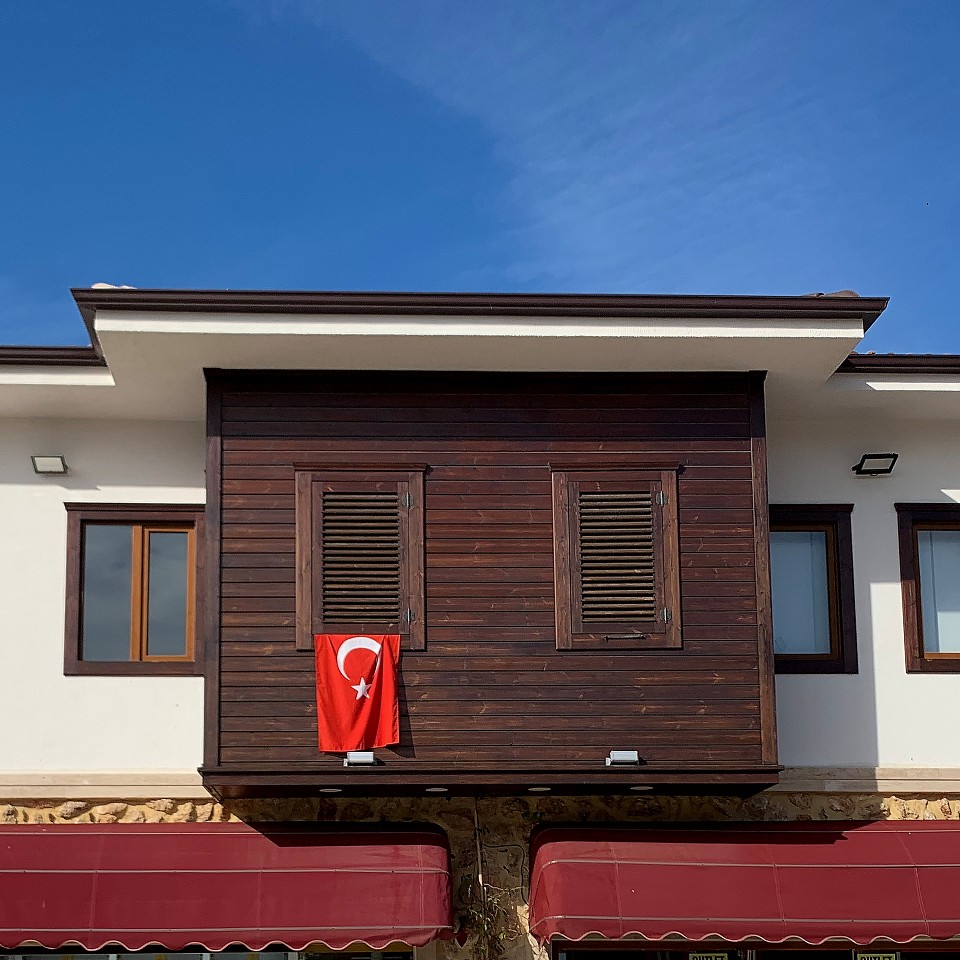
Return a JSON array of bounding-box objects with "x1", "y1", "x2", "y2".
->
[
  {"x1": 93, "y1": 309, "x2": 865, "y2": 341},
  {"x1": 765, "y1": 372, "x2": 960, "y2": 424},
  {"x1": 820, "y1": 372, "x2": 960, "y2": 420},
  {"x1": 835, "y1": 374, "x2": 960, "y2": 392},
  {"x1": 0, "y1": 366, "x2": 118, "y2": 419},
  {"x1": 0, "y1": 366, "x2": 114, "y2": 387},
  {"x1": 1, "y1": 308, "x2": 868, "y2": 421}
]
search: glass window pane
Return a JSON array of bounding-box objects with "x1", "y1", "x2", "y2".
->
[
  {"x1": 770, "y1": 530, "x2": 831, "y2": 655},
  {"x1": 81, "y1": 524, "x2": 133, "y2": 661},
  {"x1": 146, "y1": 531, "x2": 190, "y2": 657},
  {"x1": 918, "y1": 529, "x2": 960, "y2": 654}
]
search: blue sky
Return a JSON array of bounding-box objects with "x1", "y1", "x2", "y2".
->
[{"x1": 1, "y1": 1, "x2": 958, "y2": 352}]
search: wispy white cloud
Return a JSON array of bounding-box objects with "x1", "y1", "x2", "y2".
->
[{"x1": 249, "y1": 0, "x2": 896, "y2": 293}]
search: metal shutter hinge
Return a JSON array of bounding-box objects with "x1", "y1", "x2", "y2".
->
[
  {"x1": 655, "y1": 491, "x2": 667, "y2": 506},
  {"x1": 662, "y1": 607, "x2": 671, "y2": 622},
  {"x1": 404, "y1": 608, "x2": 415, "y2": 624},
  {"x1": 401, "y1": 492, "x2": 414, "y2": 508}
]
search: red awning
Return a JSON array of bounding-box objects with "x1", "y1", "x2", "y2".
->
[
  {"x1": 0, "y1": 822, "x2": 453, "y2": 951},
  {"x1": 530, "y1": 821, "x2": 960, "y2": 946}
]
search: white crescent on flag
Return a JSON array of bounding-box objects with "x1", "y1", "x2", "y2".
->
[{"x1": 335, "y1": 635, "x2": 382, "y2": 700}]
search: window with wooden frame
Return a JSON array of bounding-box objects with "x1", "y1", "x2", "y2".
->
[
  {"x1": 64, "y1": 504, "x2": 203, "y2": 676},
  {"x1": 295, "y1": 466, "x2": 426, "y2": 651},
  {"x1": 551, "y1": 467, "x2": 681, "y2": 650},
  {"x1": 896, "y1": 503, "x2": 960, "y2": 673},
  {"x1": 769, "y1": 504, "x2": 857, "y2": 674}
]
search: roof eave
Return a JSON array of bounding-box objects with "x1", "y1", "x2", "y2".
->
[
  {"x1": 70, "y1": 288, "x2": 890, "y2": 328},
  {"x1": 837, "y1": 354, "x2": 960, "y2": 376},
  {"x1": 0, "y1": 290, "x2": 889, "y2": 369},
  {"x1": 0, "y1": 345, "x2": 105, "y2": 368}
]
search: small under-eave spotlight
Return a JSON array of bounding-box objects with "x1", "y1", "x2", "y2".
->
[
  {"x1": 343, "y1": 751, "x2": 378, "y2": 767},
  {"x1": 606, "y1": 750, "x2": 641, "y2": 767},
  {"x1": 31, "y1": 455, "x2": 68, "y2": 475},
  {"x1": 852, "y1": 452, "x2": 898, "y2": 477}
]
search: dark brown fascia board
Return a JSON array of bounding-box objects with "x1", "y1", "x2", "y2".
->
[
  {"x1": 71, "y1": 288, "x2": 890, "y2": 328},
  {"x1": 838, "y1": 353, "x2": 960, "y2": 375},
  {"x1": 0, "y1": 306, "x2": 104, "y2": 366},
  {"x1": 0, "y1": 344, "x2": 105, "y2": 367}
]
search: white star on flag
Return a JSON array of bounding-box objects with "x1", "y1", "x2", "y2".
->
[{"x1": 352, "y1": 676, "x2": 372, "y2": 700}]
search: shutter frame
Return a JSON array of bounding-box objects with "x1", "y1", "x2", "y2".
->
[
  {"x1": 295, "y1": 467, "x2": 426, "y2": 651},
  {"x1": 552, "y1": 468, "x2": 681, "y2": 650}
]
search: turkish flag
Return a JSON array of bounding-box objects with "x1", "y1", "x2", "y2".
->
[{"x1": 314, "y1": 633, "x2": 400, "y2": 752}]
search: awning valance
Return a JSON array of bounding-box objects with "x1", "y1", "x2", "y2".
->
[
  {"x1": 530, "y1": 821, "x2": 960, "y2": 946},
  {"x1": 0, "y1": 822, "x2": 453, "y2": 951}
]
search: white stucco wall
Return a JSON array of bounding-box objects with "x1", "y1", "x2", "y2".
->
[
  {"x1": 769, "y1": 413, "x2": 960, "y2": 768},
  {"x1": 4, "y1": 405, "x2": 956, "y2": 775},
  {"x1": 0, "y1": 418, "x2": 205, "y2": 772}
]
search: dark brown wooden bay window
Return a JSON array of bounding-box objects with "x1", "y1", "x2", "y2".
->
[
  {"x1": 769, "y1": 504, "x2": 857, "y2": 674},
  {"x1": 295, "y1": 466, "x2": 426, "y2": 651},
  {"x1": 201, "y1": 370, "x2": 780, "y2": 792},
  {"x1": 64, "y1": 503, "x2": 203, "y2": 675},
  {"x1": 551, "y1": 467, "x2": 681, "y2": 650}
]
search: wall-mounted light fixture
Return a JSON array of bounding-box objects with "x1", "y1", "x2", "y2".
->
[
  {"x1": 31, "y1": 455, "x2": 68, "y2": 475},
  {"x1": 605, "y1": 749, "x2": 641, "y2": 767},
  {"x1": 343, "y1": 751, "x2": 378, "y2": 767},
  {"x1": 852, "y1": 452, "x2": 898, "y2": 477}
]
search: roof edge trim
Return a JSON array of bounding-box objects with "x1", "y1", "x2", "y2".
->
[
  {"x1": 838, "y1": 354, "x2": 960, "y2": 375},
  {"x1": 71, "y1": 288, "x2": 889, "y2": 327},
  {"x1": 0, "y1": 345, "x2": 105, "y2": 367}
]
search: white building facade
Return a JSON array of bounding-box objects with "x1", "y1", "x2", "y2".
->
[{"x1": 1, "y1": 288, "x2": 959, "y2": 960}]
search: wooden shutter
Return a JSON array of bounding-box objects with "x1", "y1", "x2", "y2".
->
[
  {"x1": 295, "y1": 467, "x2": 425, "y2": 651},
  {"x1": 319, "y1": 491, "x2": 402, "y2": 625},
  {"x1": 577, "y1": 489, "x2": 657, "y2": 623},
  {"x1": 552, "y1": 468, "x2": 680, "y2": 650}
]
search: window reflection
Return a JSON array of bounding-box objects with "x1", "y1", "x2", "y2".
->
[
  {"x1": 81, "y1": 525, "x2": 133, "y2": 661},
  {"x1": 770, "y1": 529, "x2": 831, "y2": 655},
  {"x1": 146, "y1": 531, "x2": 190, "y2": 657},
  {"x1": 918, "y1": 529, "x2": 960, "y2": 653},
  {"x1": 77, "y1": 521, "x2": 193, "y2": 665}
]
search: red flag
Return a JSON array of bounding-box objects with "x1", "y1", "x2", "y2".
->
[{"x1": 314, "y1": 634, "x2": 400, "y2": 752}]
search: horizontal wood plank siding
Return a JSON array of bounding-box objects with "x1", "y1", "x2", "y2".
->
[{"x1": 210, "y1": 372, "x2": 773, "y2": 782}]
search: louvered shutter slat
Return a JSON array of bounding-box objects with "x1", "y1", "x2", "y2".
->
[
  {"x1": 321, "y1": 491, "x2": 401, "y2": 622},
  {"x1": 578, "y1": 490, "x2": 657, "y2": 621}
]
